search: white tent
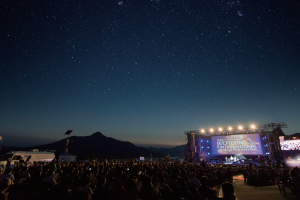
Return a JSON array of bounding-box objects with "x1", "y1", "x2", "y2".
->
[
  {"x1": 234, "y1": 154, "x2": 247, "y2": 160},
  {"x1": 58, "y1": 151, "x2": 76, "y2": 162}
]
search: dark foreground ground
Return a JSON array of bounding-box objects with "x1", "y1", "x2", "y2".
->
[{"x1": 225, "y1": 175, "x2": 300, "y2": 200}]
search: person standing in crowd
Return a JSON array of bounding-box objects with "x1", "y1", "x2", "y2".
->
[
  {"x1": 5, "y1": 158, "x2": 11, "y2": 170},
  {"x1": 26, "y1": 155, "x2": 32, "y2": 164},
  {"x1": 76, "y1": 177, "x2": 93, "y2": 197},
  {"x1": 0, "y1": 178, "x2": 12, "y2": 200},
  {"x1": 13, "y1": 168, "x2": 22, "y2": 184},
  {"x1": 19, "y1": 157, "x2": 24, "y2": 166},
  {"x1": 217, "y1": 182, "x2": 237, "y2": 200},
  {"x1": 0, "y1": 169, "x2": 14, "y2": 184},
  {"x1": 200, "y1": 160, "x2": 206, "y2": 168},
  {"x1": 253, "y1": 164, "x2": 257, "y2": 171},
  {"x1": 187, "y1": 172, "x2": 201, "y2": 187},
  {"x1": 198, "y1": 176, "x2": 217, "y2": 200},
  {"x1": 42, "y1": 170, "x2": 57, "y2": 186},
  {"x1": 21, "y1": 167, "x2": 31, "y2": 179},
  {"x1": 138, "y1": 176, "x2": 160, "y2": 200},
  {"x1": 243, "y1": 168, "x2": 249, "y2": 183},
  {"x1": 50, "y1": 158, "x2": 57, "y2": 172}
]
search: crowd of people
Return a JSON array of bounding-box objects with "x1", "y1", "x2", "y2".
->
[
  {"x1": 0, "y1": 158, "x2": 299, "y2": 200},
  {"x1": 240, "y1": 163, "x2": 300, "y2": 188}
]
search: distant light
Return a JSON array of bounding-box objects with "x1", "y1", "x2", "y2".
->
[
  {"x1": 228, "y1": 127, "x2": 232, "y2": 131},
  {"x1": 202, "y1": 146, "x2": 204, "y2": 148},
  {"x1": 218, "y1": 127, "x2": 223, "y2": 132},
  {"x1": 251, "y1": 124, "x2": 256, "y2": 129},
  {"x1": 208, "y1": 153, "x2": 210, "y2": 155},
  {"x1": 201, "y1": 140, "x2": 203, "y2": 142},
  {"x1": 210, "y1": 128, "x2": 214, "y2": 132},
  {"x1": 238, "y1": 126, "x2": 243, "y2": 130},
  {"x1": 207, "y1": 147, "x2": 209, "y2": 148},
  {"x1": 207, "y1": 140, "x2": 209, "y2": 142},
  {"x1": 201, "y1": 129, "x2": 205, "y2": 133}
]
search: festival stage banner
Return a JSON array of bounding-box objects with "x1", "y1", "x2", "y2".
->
[
  {"x1": 279, "y1": 136, "x2": 300, "y2": 168},
  {"x1": 211, "y1": 134, "x2": 263, "y2": 155},
  {"x1": 279, "y1": 136, "x2": 300, "y2": 150}
]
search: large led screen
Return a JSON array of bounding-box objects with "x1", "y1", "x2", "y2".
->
[
  {"x1": 211, "y1": 134, "x2": 263, "y2": 155},
  {"x1": 279, "y1": 136, "x2": 300, "y2": 168},
  {"x1": 280, "y1": 140, "x2": 300, "y2": 150},
  {"x1": 279, "y1": 136, "x2": 300, "y2": 150}
]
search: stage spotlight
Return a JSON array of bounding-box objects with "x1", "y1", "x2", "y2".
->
[
  {"x1": 218, "y1": 127, "x2": 223, "y2": 132},
  {"x1": 251, "y1": 124, "x2": 256, "y2": 129},
  {"x1": 238, "y1": 126, "x2": 243, "y2": 130},
  {"x1": 228, "y1": 127, "x2": 232, "y2": 131},
  {"x1": 201, "y1": 129, "x2": 205, "y2": 133},
  {"x1": 210, "y1": 128, "x2": 214, "y2": 132}
]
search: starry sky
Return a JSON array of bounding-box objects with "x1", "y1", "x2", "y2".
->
[{"x1": 1, "y1": 0, "x2": 300, "y2": 147}]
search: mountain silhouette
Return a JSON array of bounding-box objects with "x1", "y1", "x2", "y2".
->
[
  {"x1": 3, "y1": 132, "x2": 163, "y2": 159},
  {"x1": 291, "y1": 133, "x2": 300, "y2": 136},
  {"x1": 146, "y1": 145, "x2": 185, "y2": 157}
]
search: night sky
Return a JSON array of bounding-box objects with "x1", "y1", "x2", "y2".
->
[{"x1": 1, "y1": 0, "x2": 299, "y2": 147}]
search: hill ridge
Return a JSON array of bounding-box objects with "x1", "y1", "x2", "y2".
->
[{"x1": 2, "y1": 132, "x2": 163, "y2": 159}]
